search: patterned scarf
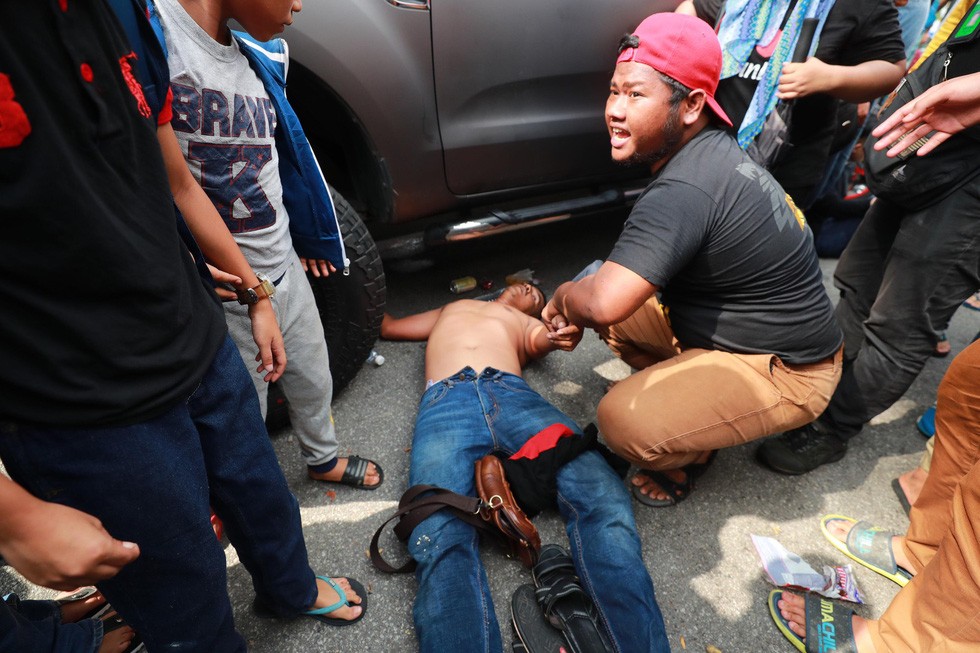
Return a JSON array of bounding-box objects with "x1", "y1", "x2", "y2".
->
[{"x1": 716, "y1": 0, "x2": 836, "y2": 148}]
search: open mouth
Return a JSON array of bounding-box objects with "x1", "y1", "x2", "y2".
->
[{"x1": 610, "y1": 126, "x2": 630, "y2": 147}]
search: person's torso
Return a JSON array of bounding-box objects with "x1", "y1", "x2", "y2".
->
[
  {"x1": 0, "y1": 0, "x2": 226, "y2": 426},
  {"x1": 425, "y1": 301, "x2": 535, "y2": 381},
  {"x1": 609, "y1": 129, "x2": 842, "y2": 364},
  {"x1": 155, "y1": 0, "x2": 293, "y2": 280}
]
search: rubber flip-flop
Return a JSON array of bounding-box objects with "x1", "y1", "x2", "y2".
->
[
  {"x1": 337, "y1": 456, "x2": 384, "y2": 490},
  {"x1": 302, "y1": 576, "x2": 368, "y2": 627},
  {"x1": 891, "y1": 478, "x2": 912, "y2": 517},
  {"x1": 253, "y1": 576, "x2": 368, "y2": 627},
  {"x1": 768, "y1": 589, "x2": 858, "y2": 653},
  {"x1": 820, "y1": 515, "x2": 912, "y2": 586}
]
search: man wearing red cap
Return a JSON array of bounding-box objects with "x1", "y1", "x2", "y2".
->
[{"x1": 542, "y1": 13, "x2": 843, "y2": 507}]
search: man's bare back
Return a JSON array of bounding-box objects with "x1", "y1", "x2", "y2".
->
[{"x1": 380, "y1": 283, "x2": 581, "y2": 383}]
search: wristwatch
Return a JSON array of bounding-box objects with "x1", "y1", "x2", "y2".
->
[{"x1": 235, "y1": 275, "x2": 276, "y2": 305}]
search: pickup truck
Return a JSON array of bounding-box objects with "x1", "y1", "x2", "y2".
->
[{"x1": 270, "y1": 0, "x2": 679, "y2": 417}]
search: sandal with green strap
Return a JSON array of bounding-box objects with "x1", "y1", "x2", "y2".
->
[{"x1": 820, "y1": 515, "x2": 912, "y2": 587}]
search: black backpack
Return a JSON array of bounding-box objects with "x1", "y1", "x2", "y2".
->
[{"x1": 864, "y1": 2, "x2": 980, "y2": 211}]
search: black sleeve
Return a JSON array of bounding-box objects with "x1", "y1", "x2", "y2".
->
[
  {"x1": 692, "y1": 0, "x2": 725, "y2": 26},
  {"x1": 815, "y1": 0, "x2": 906, "y2": 66}
]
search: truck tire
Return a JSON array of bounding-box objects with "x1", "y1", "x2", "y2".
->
[{"x1": 265, "y1": 188, "x2": 386, "y2": 432}]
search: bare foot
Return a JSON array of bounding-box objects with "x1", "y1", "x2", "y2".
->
[
  {"x1": 776, "y1": 591, "x2": 876, "y2": 651},
  {"x1": 824, "y1": 518, "x2": 914, "y2": 575},
  {"x1": 99, "y1": 625, "x2": 135, "y2": 653},
  {"x1": 98, "y1": 611, "x2": 136, "y2": 653},
  {"x1": 934, "y1": 333, "x2": 951, "y2": 357},
  {"x1": 57, "y1": 588, "x2": 105, "y2": 623},
  {"x1": 309, "y1": 576, "x2": 363, "y2": 622},
  {"x1": 631, "y1": 450, "x2": 713, "y2": 502},
  {"x1": 309, "y1": 457, "x2": 381, "y2": 488},
  {"x1": 897, "y1": 466, "x2": 928, "y2": 507}
]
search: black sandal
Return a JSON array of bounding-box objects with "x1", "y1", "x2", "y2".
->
[
  {"x1": 531, "y1": 545, "x2": 613, "y2": 653},
  {"x1": 631, "y1": 450, "x2": 717, "y2": 507}
]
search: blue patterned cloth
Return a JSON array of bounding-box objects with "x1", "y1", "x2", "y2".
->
[{"x1": 716, "y1": 0, "x2": 835, "y2": 148}]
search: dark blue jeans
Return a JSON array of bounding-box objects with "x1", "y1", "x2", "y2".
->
[
  {"x1": 0, "y1": 594, "x2": 99, "y2": 652},
  {"x1": 408, "y1": 367, "x2": 670, "y2": 653},
  {"x1": 0, "y1": 336, "x2": 317, "y2": 651},
  {"x1": 819, "y1": 177, "x2": 980, "y2": 439}
]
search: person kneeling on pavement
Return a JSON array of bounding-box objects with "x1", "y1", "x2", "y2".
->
[{"x1": 542, "y1": 13, "x2": 843, "y2": 508}]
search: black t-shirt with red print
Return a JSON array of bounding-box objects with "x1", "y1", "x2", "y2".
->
[{"x1": 0, "y1": 0, "x2": 226, "y2": 426}]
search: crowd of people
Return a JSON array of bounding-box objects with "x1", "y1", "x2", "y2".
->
[{"x1": 1, "y1": 0, "x2": 978, "y2": 651}]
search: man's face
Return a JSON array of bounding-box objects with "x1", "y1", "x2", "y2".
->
[
  {"x1": 500, "y1": 283, "x2": 546, "y2": 317},
  {"x1": 606, "y1": 62, "x2": 684, "y2": 169},
  {"x1": 230, "y1": 0, "x2": 302, "y2": 41}
]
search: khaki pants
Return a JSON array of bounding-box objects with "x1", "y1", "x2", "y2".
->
[
  {"x1": 597, "y1": 297, "x2": 842, "y2": 470},
  {"x1": 869, "y1": 339, "x2": 980, "y2": 651}
]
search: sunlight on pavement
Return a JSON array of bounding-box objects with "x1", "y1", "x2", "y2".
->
[
  {"x1": 870, "y1": 399, "x2": 918, "y2": 426},
  {"x1": 552, "y1": 380, "x2": 583, "y2": 396},
  {"x1": 593, "y1": 358, "x2": 631, "y2": 382}
]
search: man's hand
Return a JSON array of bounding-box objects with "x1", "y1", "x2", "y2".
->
[
  {"x1": 546, "y1": 318, "x2": 583, "y2": 351},
  {"x1": 777, "y1": 58, "x2": 835, "y2": 100},
  {"x1": 300, "y1": 258, "x2": 335, "y2": 278},
  {"x1": 206, "y1": 264, "x2": 242, "y2": 302},
  {"x1": 249, "y1": 300, "x2": 286, "y2": 382},
  {"x1": 0, "y1": 492, "x2": 139, "y2": 590},
  {"x1": 872, "y1": 72, "x2": 980, "y2": 157}
]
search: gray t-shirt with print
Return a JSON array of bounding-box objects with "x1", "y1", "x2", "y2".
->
[
  {"x1": 608, "y1": 128, "x2": 841, "y2": 364},
  {"x1": 156, "y1": 0, "x2": 293, "y2": 281}
]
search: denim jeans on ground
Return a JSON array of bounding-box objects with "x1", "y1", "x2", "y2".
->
[
  {"x1": 0, "y1": 335, "x2": 317, "y2": 652},
  {"x1": 408, "y1": 367, "x2": 670, "y2": 653},
  {"x1": 0, "y1": 594, "x2": 100, "y2": 652},
  {"x1": 820, "y1": 178, "x2": 980, "y2": 439}
]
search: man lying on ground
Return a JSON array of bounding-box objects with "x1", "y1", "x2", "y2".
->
[{"x1": 381, "y1": 283, "x2": 670, "y2": 653}]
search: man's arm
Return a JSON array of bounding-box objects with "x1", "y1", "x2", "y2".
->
[
  {"x1": 0, "y1": 475, "x2": 139, "y2": 590},
  {"x1": 542, "y1": 261, "x2": 656, "y2": 329},
  {"x1": 158, "y1": 123, "x2": 286, "y2": 382},
  {"x1": 777, "y1": 58, "x2": 906, "y2": 103},
  {"x1": 380, "y1": 308, "x2": 445, "y2": 341}
]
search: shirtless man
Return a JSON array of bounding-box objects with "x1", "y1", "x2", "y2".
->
[{"x1": 381, "y1": 283, "x2": 670, "y2": 653}]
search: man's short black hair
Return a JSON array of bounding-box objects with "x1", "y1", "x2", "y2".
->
[
  {"x1": 533, "y1": 284, "x2": 548, "y2": 308},
  {"x1": 618, "y1": 33, "x2": 640, "y2": 54}
]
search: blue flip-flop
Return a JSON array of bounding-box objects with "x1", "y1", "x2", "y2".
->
[{"x1": 303, "y1": 576, "x2": 368, "y2": 627}]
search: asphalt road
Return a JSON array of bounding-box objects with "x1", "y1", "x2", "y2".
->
[{"x1": 5, "y1": 211, "x2": 978, "y2": 652}]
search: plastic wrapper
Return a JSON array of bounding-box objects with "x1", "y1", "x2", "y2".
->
[{"x1": 752, "y1": 534, "x2": 862, "y2": 603}]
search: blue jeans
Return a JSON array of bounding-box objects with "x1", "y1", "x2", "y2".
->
[
  {"x1": 0, "y1": 336, "x2": 317, "y2": 651},
  {"x1": 408, "y1": 367, "x2": 670, "y2": 653},
  {"x1": 0, "y1": 594, "x2": 100, "y2": 652}
]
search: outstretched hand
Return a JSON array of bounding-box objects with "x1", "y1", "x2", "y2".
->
[
  {"x1": 0, "y1": 489, "x2": 139, "y2": 590},
  {"x1": 872, "y1": 72, "x2": 980, "y2": 157}
]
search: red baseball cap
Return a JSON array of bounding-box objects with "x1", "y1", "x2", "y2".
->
[{"x1": 616, "y1": 13, "x2": 733, "y2": 128}]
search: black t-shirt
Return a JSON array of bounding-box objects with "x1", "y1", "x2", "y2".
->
[
  {"x1": 607, "y1": 128, "x2": 842, "y2": 364},
  {"x1": 694, "y1": 0, "x2": 906, "y2": 188},
  {"x1": 0, "y1": 0, "x2": 226, "y2": 426}
]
